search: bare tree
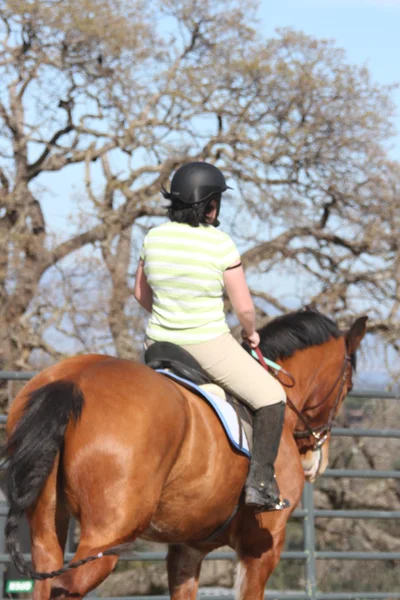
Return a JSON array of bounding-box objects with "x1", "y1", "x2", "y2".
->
[{"x1": 1, "y1": 0, "x2": 399, "y2": 390}]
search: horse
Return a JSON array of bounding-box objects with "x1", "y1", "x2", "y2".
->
[{"x1": 3, "y1": 309, "x2": 367, "y2": 600}]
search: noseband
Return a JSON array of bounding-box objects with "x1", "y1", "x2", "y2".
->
[
  {"x1": 254, "y1": 347, "x2": 352, "y2": 451},
  {"x1": 290, "y1": 354, "x2": 351, "y2": 449}
]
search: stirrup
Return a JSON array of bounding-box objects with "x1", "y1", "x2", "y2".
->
[
  {"x1": 259, "y1": 497, "x2": 290, "y2": 512},
  {"x1": 245, "y1": 487, "x2": 290, "y2": 512}
]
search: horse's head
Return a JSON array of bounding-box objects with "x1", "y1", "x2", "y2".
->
[
  {"x1": 258, "y1": 310, "x2": 368, "y2": 482},
  {"x1": 296, "y1": 315, "x2": 368, "y2": 481}
]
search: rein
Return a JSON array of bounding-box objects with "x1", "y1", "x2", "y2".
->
[{"x1": 253, "y1": 346, "x2": 351, "y2": 451}]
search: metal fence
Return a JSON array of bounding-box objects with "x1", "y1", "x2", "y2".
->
[{"x1": 0, "y1": 372, "x2": 399, "y2": 599}]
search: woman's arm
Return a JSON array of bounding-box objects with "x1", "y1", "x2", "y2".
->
[
  {"x1": 223, "y1": 263, "x2": 260, "y2": 348},
  {"x1": 134, "y1": 260, "x2": 153, "y2": 313}
]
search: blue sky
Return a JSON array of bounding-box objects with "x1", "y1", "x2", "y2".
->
[{"x1": 259, "y1": 0, "x2": 400, "y2": 159}]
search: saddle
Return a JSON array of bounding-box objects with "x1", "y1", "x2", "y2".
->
[
  {"x1": 144, "y1": 341, "x2": 254, "y2": 451},
  {"x1": 145, "y1": 342, "x2": 211, "y2": 385}
]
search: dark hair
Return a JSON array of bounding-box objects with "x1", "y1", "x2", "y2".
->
[{"x1": 162, "y1": 190, "x2": 221, "y2": 227}]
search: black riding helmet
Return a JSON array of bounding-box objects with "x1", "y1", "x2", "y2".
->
[{"x1": 168, "y1": 162, "x2": 232, "y2": 205}]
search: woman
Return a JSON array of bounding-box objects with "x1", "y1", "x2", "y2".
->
[{"x1": 134, "y1": 161, "x2": 288, "y2": 511}]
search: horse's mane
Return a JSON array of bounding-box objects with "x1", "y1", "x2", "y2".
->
[{"x1": 258, "y1": 309, "x2": 342, "y2": 362}]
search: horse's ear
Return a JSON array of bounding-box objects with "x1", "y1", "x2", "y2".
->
[
  {"x1": 345, "y1": 316, "x2": 368, "y2": 355},
  {"x1": 304, "y1": 302, "x2": 317, "y2": 312}
]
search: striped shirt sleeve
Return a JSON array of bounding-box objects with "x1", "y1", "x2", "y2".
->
[{"x1": 219, "y1": 235, "x2": 241, "y2": 271}]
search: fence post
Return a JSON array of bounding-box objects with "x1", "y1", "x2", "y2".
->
[
  {"x1": 303, "y1": 482, "x2": 317, "y2": 600},
  {"x1": 0, "y1": 502, "x2": 5, "y2": 600}
]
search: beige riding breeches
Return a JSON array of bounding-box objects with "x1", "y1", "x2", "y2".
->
[{"x1": 145, "y1": 332, "x2": 286, "y2": 411}]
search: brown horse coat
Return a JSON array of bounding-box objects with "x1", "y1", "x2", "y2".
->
[{"x1": 4, "y1": 311, "x2": 367, "y2": 599}]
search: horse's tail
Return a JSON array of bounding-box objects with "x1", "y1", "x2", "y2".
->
[{"x1": 3, "y1": 380, "x2": 84, "y2": 578}]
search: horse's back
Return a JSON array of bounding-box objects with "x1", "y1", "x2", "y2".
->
[{"x1": 6, "y1": 354, "x2": 112, "y2": 435}]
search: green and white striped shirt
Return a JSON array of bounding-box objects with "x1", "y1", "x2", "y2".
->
[{"x1": 140, "y1": 222, "x2": 240, "y2": 345}]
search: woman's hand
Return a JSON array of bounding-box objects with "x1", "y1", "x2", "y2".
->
[{"x1": 241, "y1": 330, "x2": 260, "y2": 349}]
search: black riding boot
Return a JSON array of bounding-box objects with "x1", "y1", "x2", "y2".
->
[{"x1": 245, "y1": 401, "x2": 290, "y2": 511}]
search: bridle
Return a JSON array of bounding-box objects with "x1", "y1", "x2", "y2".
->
[
  {"x1": 290, "y1": 353, "x2": 352, "y2": 450},
  {"x1": 254, "y1": 347, "x2": 352, "y2": 451}
]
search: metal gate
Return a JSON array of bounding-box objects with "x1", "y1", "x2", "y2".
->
[{"x1": 0, "y1": 372, "x2": 399, "y2": 600}]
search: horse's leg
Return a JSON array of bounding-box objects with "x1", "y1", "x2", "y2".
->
[
  {"x1": 49, "y1": 493, "x2": 159, "y2": 598},
  {"x1": 167, "y1": 544, "x2": 206, "y2": 600},
  {"x1": 29, "y1": 456, "x2": 70, "y2": 600},
  {"x1": 235, "y1": 529, "x2": 285, "y2": 600},
  {"x1": 50, "y1": 542, "x2": 119, "y2": 600}
]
